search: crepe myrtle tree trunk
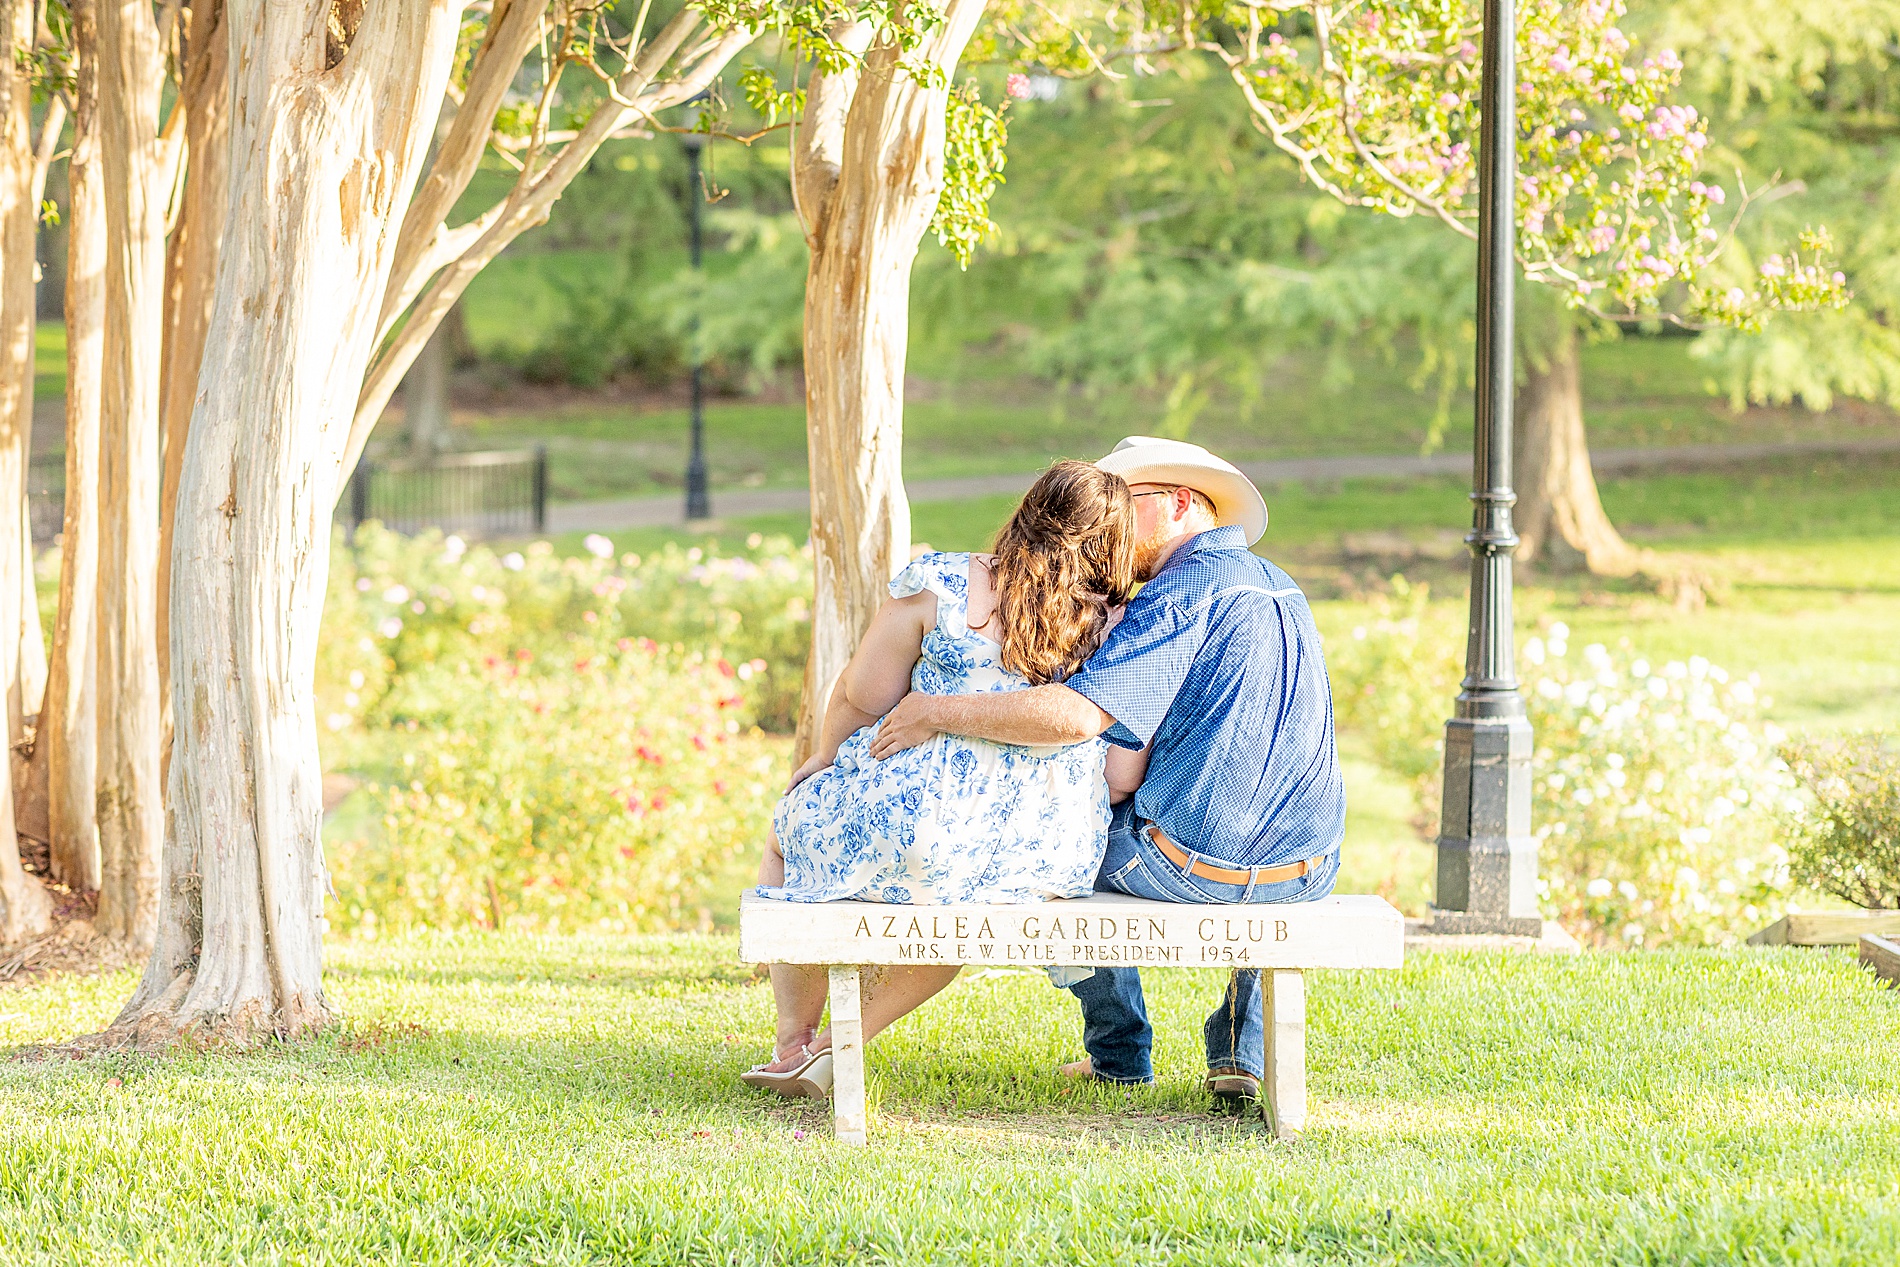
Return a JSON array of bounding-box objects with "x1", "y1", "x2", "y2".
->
[
  {"x1": 105, "y1": 0, "x2": 463, "y2": 1045},
  {"x1": 1513, "y1": 326, "x2": 1645, "y2": 576},
  {"x1": 93, "y1": 0, "x2": 183, "y2": 948},
  {"x1": 156, "y1": 0, "x2": 230, "y2": 760},
  {"x1": 0, "y1": 0, "x2": 52, "y2": 943},
  {"x1": 43, "y1": 0, "x2": 108, "y2": 892},
  {"x1": 789, "y1": 0, "x2": 987, "y2": 761}
]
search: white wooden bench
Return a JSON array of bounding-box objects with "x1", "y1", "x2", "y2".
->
[{"x1": 739, "y1": 891, "x2": 1405, "y2": 1144}]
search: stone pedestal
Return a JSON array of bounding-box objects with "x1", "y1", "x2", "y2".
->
[{"x1": 1430, "y1": 713, "x2": 1542, "y2": 938}]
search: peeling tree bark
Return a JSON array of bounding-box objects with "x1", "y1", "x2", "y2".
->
[
  {"x1": 1513, "y1": 326, "x2": 1645, "y2": 576},
  {"x1": 790, "y1": 0, "x2": 987, "y2": 759},
  {"x1": 44, "y1": 0, "x2": 107, "y2": 893},
  {"x1": 0, "y1": 0, "x2": 52, "y2": 943},
  {"x1": 109, "y1": 0, "x2": 463, "y2": 1045},
  {"x1": 93, "y1": 0, "x2": 181, "y2": 948},
  {"x1": 156, "y1": 0, "x2": 229, "y2": 754}
]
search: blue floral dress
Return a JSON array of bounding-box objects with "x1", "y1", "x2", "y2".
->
[{"x1": 760, "y1": 552, "x2": 1111, "y2": 905}]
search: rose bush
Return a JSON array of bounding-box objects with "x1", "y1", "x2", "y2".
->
[{"x1": 317, "y1": 528, "x2": 809, "y2": 933}]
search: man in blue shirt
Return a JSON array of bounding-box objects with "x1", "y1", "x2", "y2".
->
[{"x1": 870, "y1": 437, "x2": 1346, "y2": 1103}]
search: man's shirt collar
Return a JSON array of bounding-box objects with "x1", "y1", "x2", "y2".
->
[{"x1": 1154, "y1": 526, "x2": 1248, "y2": 579}]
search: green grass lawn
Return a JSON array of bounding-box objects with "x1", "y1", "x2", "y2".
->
[{"x1": 2, "y1": 933, "x2": 1893, "y2": 1264}]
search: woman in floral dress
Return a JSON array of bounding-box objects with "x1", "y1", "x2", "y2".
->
[{"x1": 744, "y1": 460, "x2": 1139, "y2": 1097}]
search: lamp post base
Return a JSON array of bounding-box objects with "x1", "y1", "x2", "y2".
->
[
  {"x1": 1421, "y1": 908, "x2": 1546, "y2": 938},
  {"x1": 1431, "y1": 713, "x2": 1540, "y2": 936}
]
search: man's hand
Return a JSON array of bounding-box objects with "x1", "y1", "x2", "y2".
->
[{"x1": 867, "y1": 692, "x2": 943, "y2": 760}]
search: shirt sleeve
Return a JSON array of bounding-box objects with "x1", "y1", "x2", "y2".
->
[{"x1": 1064, "y1": 595, "x2": 1203, "y2": 750}]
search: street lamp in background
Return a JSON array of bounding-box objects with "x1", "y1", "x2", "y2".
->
[
  {"x1": 681, "y1": 127, "x2": 712, "y2": 522},
  {"x1": 1430, "y1": 0, "x2": 1542, "y2": 936}
]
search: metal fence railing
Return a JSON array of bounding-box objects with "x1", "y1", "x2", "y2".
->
[
  {"x1": 346, "y1": 447, "x2": 548, "y2": 540},
  {"x1": 24, "y1": 446, "x2": 549, "y2": 547}
]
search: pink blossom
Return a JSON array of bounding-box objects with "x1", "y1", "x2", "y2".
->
[
  {"x1": 1726, "y1": 287, "x2": 1746, "y2": 304},
  {"x1": 1759, "y1": 257, "x2": 1786, "y2": 278},
  {"x1": 1548, "y1": 54, "x2": 1573, "y2": 74},
  {"x1": 1437, "y1": 92, "x2": 1459, "y2": 110},
  {"x1": 1005, "y1": 73, "x2": 1031, "y2": 100},
  {"x1": 1587, "y1": 225, "x2": 1617, "y2": 252},
  {"x1": 1833, "y1": 271, "x2": 1847, "y2": 284},
  {"x1": 1706, "y1": 185, "x2": 1725, "y2": 204},
  {"x1": 1618, "y1": 103, "x2": 1644, "y2": 123},
  {"x1": 1566, "y1": 130, "x2": 1583, "y2": 146}
]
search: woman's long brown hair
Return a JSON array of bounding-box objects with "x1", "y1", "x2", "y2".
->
[{"x1": 980, "y1": 460, "x2": 1137, "y2": 686}]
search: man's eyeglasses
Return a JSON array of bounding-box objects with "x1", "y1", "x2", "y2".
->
[{"x1": 1130, "y1": 488, "x2": 1178, "y2": 500}]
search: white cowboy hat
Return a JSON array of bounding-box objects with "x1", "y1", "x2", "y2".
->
[{"x1": 1095, "y1": 436, "x2": 1269, "y2": 545}]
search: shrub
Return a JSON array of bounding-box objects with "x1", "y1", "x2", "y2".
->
[
  {"x1": 318, "y1": 527, "x2": 809, "y2": 933},
  {"x1": 1325, "y1": 584, "x2": 1796, "y2": 946},
  {"x1": 1780, "y1": 734, "x2": 1900, "y2": 909},
  {"x1": 323, "y1": 526, "x2": 811, "y2": 738},
  {"x1": 327, "y1": 642, "x2": 784, "y2": 934}
]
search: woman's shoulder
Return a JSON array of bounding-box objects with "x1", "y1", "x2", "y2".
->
[{"x1": 889, "y1": 551, "x2": 974, "y2": 602}]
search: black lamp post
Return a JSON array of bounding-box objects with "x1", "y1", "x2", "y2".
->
[
  {"x1": 1431, "y1": 0, "x2": 1541, "y2": 936},
  {"x1": 681, "y1": 129, "x2": 712, "y2": 522}
]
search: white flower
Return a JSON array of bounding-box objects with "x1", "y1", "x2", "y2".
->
[
  {"x1": 1729, "y1": 680, "x2": 1755, "y2": 705},
  {"x1": 1622, "y1": 923, "x2": 1644, "y2": 943},
  {"x1": 1587, "y1": 878, "x2": 1613, "y2": 898},
  {"x1": 1606, "y1": 769, "x2": 1627, "y2": 788},
  {"x1": 1617, "y1": 880, "x2": 1640, "y2": 900},
  {"x1": 686, "y1": 547, "x2": 704, "y2": 563},
  {"x1": 1631, "y1": 659, "x2": 1650, "y2": 678},
  {"x1": 1605, "y1": 752, "x2": 1625, "y2": 769},
  {"x1": 1549, "y1": 622, "x2": 1570, "y2": 640},
  {"x1": 1707, "y1": 796, "x2": 1735, "y2": 822},
  {"x1": 1675, "y1": 866, "x2": 1700, "y2": 890},
  {"x1": 325, "y1": 712, "x2": 352, "y2": 732},
  {"x1": 1648, "y1": 676, "x2": 1668, "y2": 698},
  {"x1": 1525, "y1": 637, "x2": 1545, "y2": 664},
  {"x1": 1689, "y1": 656, "x2": 1710, "y2": 679},
  {"x1": 1666, "y1": 660, "x2": 1688, "y2": 679},
  {"x1": 502, "y1": 552, "x2": 525, "y2": 571},
  {"x1": 1538, "y1": 678, "x2": 1564, "y2": 700},
  {"x1": 1547, "y1": 773, "x2": 1567, "y2": 790},
  {"x1": 583, "y1": 533, "x2": 615, "y2": 559},
  {"x1": 1716, "y1": 878, "x2": 1737, "y2": 896},
  {"x1": 348, "y1": 670, "x2": 365, "y2": 690},
  {"x1": 382, "y1": 585, "x2": 410, "y2": 604},
  {"x1": 1645, "y1": 772, "x2": 1665, "y2": 794},
  {"x1": 377, "y1": 617, "x2": 404, "y2": 639},
  {"x1": 1565, "y1": 681, "x2": 1591, "y2": 707},
  {"x1": 1584, "y1": 643, "x2": 1611, "y2": 670},
  {"x1": 1353, "y1": 625, "x2": 1367, "y2": 640},
  {"x1": 746, "y1": 533, "x2": 764, "y2": 548},
  {"x1": 355, "y1": 577, "x2": 372, "y2": 592},
  {"x1": 443, "y1": 535, "x2": 467, "y2": 561}
]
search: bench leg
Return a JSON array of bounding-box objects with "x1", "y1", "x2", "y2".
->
[
  {"x1": 1263, "y1": 968, "x2": 1306, "y2": 1141},
  {"x1": 827, "y1": 965, "x2": 867, "y2": 1145}
]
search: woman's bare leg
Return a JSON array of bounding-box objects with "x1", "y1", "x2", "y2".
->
[
  {"x1": 813, "y1": 965, "x2": 962, "y2": 1049},
  {"x1": 757, "y1": 828, "x2": 785, "y2": 887},
  {"x1": 761, "y1": 963, "x2": 828, "y2": 1070}
]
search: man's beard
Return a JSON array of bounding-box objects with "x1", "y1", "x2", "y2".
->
[{"x1": 1133, "y1": 523, "x2": 1173, "y2": 580}]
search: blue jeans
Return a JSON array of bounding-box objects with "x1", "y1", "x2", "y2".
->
[{"x1": 1064, "y1": 801, "x2": 1340, "y2": 1084}]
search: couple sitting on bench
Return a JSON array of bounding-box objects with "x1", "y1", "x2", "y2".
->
[{"x1": 745, "y1": 437, "x2": 1346, "y2": 1106}]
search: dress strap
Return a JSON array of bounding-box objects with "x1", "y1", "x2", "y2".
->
[{"x1": 888, "y1": 552, "x2": 973, "y2": 638}]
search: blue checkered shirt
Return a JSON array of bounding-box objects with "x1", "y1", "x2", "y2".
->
[{"x1": 1064, "y1": 526, "x2": 1346, "y2": 869}]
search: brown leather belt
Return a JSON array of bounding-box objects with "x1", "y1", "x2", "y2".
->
[{"x1": 1146, "y1": 823, "x2": 1321, "y2": 887}]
